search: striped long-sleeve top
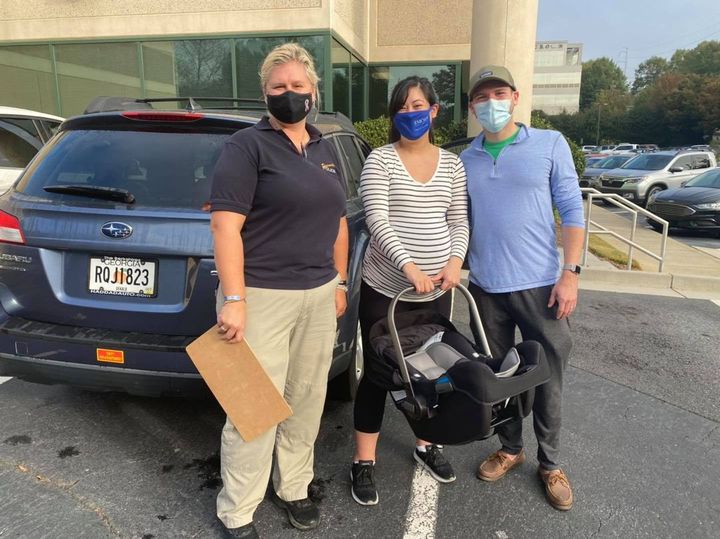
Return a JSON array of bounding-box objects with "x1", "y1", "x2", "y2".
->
[{"x1": 360, "y1": 144, "x2": 470, "y2": 300}]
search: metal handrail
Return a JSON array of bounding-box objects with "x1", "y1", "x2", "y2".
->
[{"x1": 581, "y1": 188, "x2": 669, "y2": 272}]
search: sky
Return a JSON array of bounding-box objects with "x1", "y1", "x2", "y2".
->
[{"x1": 536, "y1": 0, "x2": 720, "y2": 81}]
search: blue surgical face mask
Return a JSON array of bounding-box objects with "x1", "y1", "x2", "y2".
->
[
  {"x1": 473, "y1": 99, "x2": 513, "y2": 133},
  {"x1": 393, "y1": 109, "x2": 432, "y2": 140}
]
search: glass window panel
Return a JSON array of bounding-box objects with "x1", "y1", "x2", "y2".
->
[
  {"x1": 235, "y1": 36, "x2": 326, "y2": 106},
  {"x1": 142, "y1": 40, "x2": 233, "y2": 101},
  {"x1": 369, "y1": 66, "x2": 389, "y2": 119},
  {"x1": 55, "y1": 43, "x2": 142, "y2": 117},
  {"x1": 335, "y1": 134, "x2": 364, "y2": 195},
  {"x1": 175, "y1": 40, "x2": 233, "y2": 97},
  {"x1": 369, "y1": 64, "x2": 456, "y2": 127},
  {"x1": 351, "y1": 55, "x2": 366, "y2": 121},
  {"x1": 3, "y1": 118, "x2": 40, "y2": 139},
  {"x1": 332, "y1": 39, "x2": 351, "y2": 118},
  {"x1": 0, "y1": 45, "x2": 57, "y2": 115},
  {"x1": 0, "y1": 124, "x2": 40, "y2": 169},
  {"x1": 141, "y1": 41, "x2": 178, "y2": 98}
]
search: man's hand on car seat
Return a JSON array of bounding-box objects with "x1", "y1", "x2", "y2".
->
[{"x1": 432, "y1": 256, "x2": 463, "y2": 290}]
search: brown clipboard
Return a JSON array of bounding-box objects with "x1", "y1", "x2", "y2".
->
[{"x1": 186, "y1": 326, "x2": 292, "y2": 442}]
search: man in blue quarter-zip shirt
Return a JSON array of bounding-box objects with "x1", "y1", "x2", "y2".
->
[{"x1": 460, "y1": 65, "x2": 585, "y2": 512}]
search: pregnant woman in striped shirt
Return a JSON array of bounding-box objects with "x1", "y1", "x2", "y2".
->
[{"x1": 350, "y1": 76, "x2": 470, "y2": 506}]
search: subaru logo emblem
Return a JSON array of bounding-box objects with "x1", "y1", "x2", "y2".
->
[{"x1": 101, "y1": 222, "x2": 133, "y2": 239}]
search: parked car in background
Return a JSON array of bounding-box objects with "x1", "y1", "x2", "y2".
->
[
  {"x1": 596, "y1": 150, "x2": 717, "y2": 206},
  {"x1": 646, "y1": 167, "x2": 720, "y2": 234},
  {"x1": 0, "y1": 106, "x2": 63, "y2": 192},
  {"x1": 579, "y1": 154, "x2": 635, "y2": 188},
  {"x1": 638, "y1": 144, "x2": 659, "y2": 153},
  {"x1": 584, "y1": 156, "x2": 606, "y2": 168},
  {"x1": 597, "y1": 144, "x2": 616, "y2": 154},
  {"x1": 0, "y1": 97, "x2": 369, "y2": 399},
  {"x1": 581, "y1": 145, "x2": 598, "y2": 154},
  {"x1": 611, "y1": 143, "x2": 639, "y2": 154}
]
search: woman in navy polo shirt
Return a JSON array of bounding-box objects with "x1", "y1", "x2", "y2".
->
[{"x1": 209, "y1": 43, "x2": 348, "y2": 539}]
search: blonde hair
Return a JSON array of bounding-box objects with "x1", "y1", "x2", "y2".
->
[{"x1": 259, "y1": 42, "x2": 321, "y2": 107}]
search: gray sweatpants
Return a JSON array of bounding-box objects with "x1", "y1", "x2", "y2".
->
[{"x1": 468, "y1": 282, "x2": 573, "y2": 470}]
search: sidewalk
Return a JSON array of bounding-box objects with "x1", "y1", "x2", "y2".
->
[{"x1": 579, "y1": 202, "x2": 720, "y2": 299}]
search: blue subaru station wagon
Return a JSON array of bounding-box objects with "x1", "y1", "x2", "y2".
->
[{"x1": 0, "y1": 97, "x2": 369, "y2": 399}]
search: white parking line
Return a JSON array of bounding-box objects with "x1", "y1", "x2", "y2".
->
[
  {"x1": 403, "y1": 466, "x2": 439, "y2": 539},
  {"x1": 0, "y1": 376, "x2": 12, "y2": 385}
]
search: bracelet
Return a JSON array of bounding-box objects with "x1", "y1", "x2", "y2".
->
[
  {"x1": 223, "y1": 295, "x2": 246, "y2": 304},
  {"x1": 337, "y1": 279, "x2": 348, "y2": 292}
]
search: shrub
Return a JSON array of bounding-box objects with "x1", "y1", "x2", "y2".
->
[
  {"x1": 531, "y1": 111, "x2": 586, "y2": 175},
  {"x1": 353, "y1": 116, "x2": 390, "y2": 149}
]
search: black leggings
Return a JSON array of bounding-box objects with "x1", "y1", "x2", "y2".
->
[{"x1": 353, "y1": 280, "x2": 452, "y2": 433}]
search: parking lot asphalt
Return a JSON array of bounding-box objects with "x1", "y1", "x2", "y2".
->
[{"x1": 1, "y1": 290, "x2": 719, "y2": 539}]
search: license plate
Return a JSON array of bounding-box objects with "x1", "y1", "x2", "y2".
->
[{"x1": 88, "y1": 256, "x2": 157, "y2": 297}]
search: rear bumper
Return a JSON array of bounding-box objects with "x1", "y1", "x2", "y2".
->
[{"x1": 0, "y1": 353, "x2": 206, "y2": 397}]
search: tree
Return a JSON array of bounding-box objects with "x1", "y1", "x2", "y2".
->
[
  {"x1": 632, "y1": 56, "x2": 670, "y2": 94},
  {"x1": 580, "y1": 57, "x2": 628, "y2": 110},
  {"x1": 670, "y1": 40, "x2": 720, "y2": 76}
]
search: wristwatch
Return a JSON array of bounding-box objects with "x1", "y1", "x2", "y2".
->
[
  {"x1": 336, "y1": 279, "x2": 349, "y2": 292},
  {"x1": 562, "y1": 264, "x2": 582, "y2": 275}
]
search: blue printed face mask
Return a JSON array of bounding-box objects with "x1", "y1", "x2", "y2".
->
[
  {"x1": 393, "y1": 109, "x2": 432, "y2": 140},
  {"x1": 473, "y1": 99, "x2": 513, "y2": 133}
]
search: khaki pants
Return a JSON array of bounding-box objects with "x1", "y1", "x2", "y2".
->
[{"x1": 215, "y1": 277, "x2": 338, "y2": 528}]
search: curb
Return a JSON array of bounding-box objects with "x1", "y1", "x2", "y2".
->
[{"x1": 581, "y1": 268, "x2": 720, "y2": 299}]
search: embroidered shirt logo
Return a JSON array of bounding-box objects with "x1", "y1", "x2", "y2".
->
[{"x1": 321, "y1": 162, "x2": 338, "y2": 174}]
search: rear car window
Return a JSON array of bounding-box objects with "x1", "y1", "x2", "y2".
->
[
  {"x1": 0, "y1": 125, "x2": 39, "y2": 169},
  {"x1": 17, "y1": 129, "x2": 232, "y2": 208}
]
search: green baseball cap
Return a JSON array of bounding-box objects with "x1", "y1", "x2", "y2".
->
[{"x1": 468, "y1": 65, "x2": 516, "y2": 97}]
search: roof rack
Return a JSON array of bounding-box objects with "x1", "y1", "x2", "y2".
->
[
  {"x1": 84, "y1": 96, "x2": 265, "y2": 114},
  {"x1": 137, "y1": 97, "x2": 265, "y2": 111},
  {"x1": 82, "y1": 96, "x2": 356, "y2": 129}
]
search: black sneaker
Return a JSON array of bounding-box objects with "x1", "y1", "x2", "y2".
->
[
  {"x1": 222, "y1": 522, "x2": 259, "y2": 539},
  {"x1": 350, "y1": 460, "x2": 379, "y2": 506},
  {"x1": 273, "y1": 496, "x2": 320, "y2": 530},
  {"x1": 413, "y1": 445, "x2": 456, "y2": 483}
]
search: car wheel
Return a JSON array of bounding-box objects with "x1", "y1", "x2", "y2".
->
[
  {"x1": 644, "y1": 186, "x2": 664, "y2": 208},
  {"x1": 328, "y1": 323, "x2": 364, "y2": 401},
  {"x1": 646, "y1": 218, "x2": 663, "y2": 232}
]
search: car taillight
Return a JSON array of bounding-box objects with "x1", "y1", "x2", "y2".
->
[
  {"x1": 121, "y1": 111, "x2": 204, "y2": 122},
  {"x1": 0, "y1": 210, "x2": 25, "y2": 244}
]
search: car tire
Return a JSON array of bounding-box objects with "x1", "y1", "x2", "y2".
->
[
  {"x1": 328, "y1": 323, "x2": 364, "y2": 401},
  {"x1": 646, "y1": 218, "x2": 663, "y2": 233}
]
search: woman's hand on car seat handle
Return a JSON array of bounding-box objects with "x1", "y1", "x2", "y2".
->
[{"x1": 402, "y1": 262, "x2": 435, "y2": 294}]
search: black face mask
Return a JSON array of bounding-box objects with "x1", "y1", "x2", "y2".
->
[{"x1": 266, "y1": 91, "x2": 313, "y2": 124}]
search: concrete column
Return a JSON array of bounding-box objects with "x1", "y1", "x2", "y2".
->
[{"x1": 467, "y1": 0, "x2": 539, "y2": 136}]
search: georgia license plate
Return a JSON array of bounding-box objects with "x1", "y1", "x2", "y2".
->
[{"x1": 88, "y1": 256, "x2": 157, "y2": 297}]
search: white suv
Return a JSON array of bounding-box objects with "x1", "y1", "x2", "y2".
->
[
  {"x1": 596, "y1": 150, "x2": 717, "y2": 206},
  {"x1": 612, "y1": 143, "x2": 638, "y2": 154}
]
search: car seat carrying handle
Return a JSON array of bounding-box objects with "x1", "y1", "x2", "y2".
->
[{"x1": 387, "y1": 284, "x2": 492, "y2": 391}]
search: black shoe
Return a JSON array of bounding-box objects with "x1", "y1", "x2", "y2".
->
[
  {"x1": 222, "y1": 522, "x2": 259, "y2": 539},
  {"x1": 350, "y1": 460, "x2": 379, "y2": 506},
  {"x1": 273, "y1": 496, "x2": 320, "y2": 530},
  {"x1": 414, "y1": 445, "x2": 456, "y2": 483}
]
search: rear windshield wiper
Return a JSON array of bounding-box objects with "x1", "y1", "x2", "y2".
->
[{"x1": 43, "y1": 184, "x2": 136, "y2": 204}]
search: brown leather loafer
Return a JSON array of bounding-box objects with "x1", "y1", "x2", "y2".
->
[
  {"x1": 477, "y1": 449, "x2": 526, "y2": 482},
  {"x1": 538, "y1": 468, "x2": 573, "y2": 511}
]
